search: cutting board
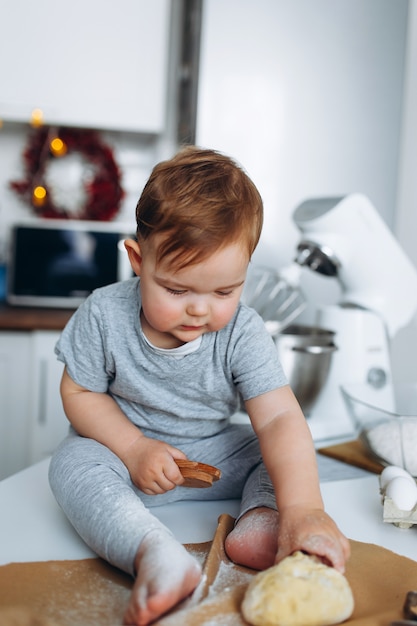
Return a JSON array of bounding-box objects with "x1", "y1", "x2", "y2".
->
[{"x1": 318, "y1": 438, "x2": 385, "y2": 474}]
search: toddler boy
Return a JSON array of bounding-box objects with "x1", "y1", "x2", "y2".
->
[{"x1": 49, "y1": 146, "x2": 349, "y2": 625}]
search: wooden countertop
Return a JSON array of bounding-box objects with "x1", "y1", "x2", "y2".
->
[{"x1": 0, "y1": 304, "x2": 74, "y2": 331}]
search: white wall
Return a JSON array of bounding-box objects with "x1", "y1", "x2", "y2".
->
[
  {"x1": 196, "y1": 0, "x2": 416, "y2": 381},
  {"x1": 393, "y1": 0, "x2": 417, "y2": 381},
  {"x1": 196, "y1": 0, "x2": 408, "y2": 291},
  {"x1": 396, "y1": 1, "x2": 417, "y2": 265}
]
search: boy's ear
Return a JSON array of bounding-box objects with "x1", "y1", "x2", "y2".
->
[{"x1": 124, "y1": 238, "x2": 143, "y2": 276}]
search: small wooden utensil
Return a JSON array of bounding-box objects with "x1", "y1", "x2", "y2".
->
[{"x1": 175, "y1": 459, "x2": 221, "y2": 488}]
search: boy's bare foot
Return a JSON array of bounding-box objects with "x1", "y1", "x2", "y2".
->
[
  {"x1": 123, "y1": 529, "x2": 202, "y2": 625},
  {"x1": 225, "y1": 506, "x2": 279, "y2": 570}
]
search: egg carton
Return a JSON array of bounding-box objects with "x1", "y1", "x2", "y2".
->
[
  {"x1": 382, "y1": 495, "x2": 417, "y2": 529},
  {"x1": 379, "y1": 466, "x2": 417, "y2": 529}
]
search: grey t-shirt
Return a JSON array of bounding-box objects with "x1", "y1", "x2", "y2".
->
[{"x1": 55, "y1": 278, "x2": 287, "y2": 445}]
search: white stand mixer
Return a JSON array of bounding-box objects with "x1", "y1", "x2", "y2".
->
[{"x1": 292, "y1": 194, "x2": 417, "y2": 442}]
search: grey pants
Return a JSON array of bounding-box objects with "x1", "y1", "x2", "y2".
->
[{"x1": 48, "y1": 423, "x2": 276, "y2": 575}]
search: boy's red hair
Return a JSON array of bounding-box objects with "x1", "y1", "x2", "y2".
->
[{"x1": 135, "y1": 146, "x2": 263, "y2": 269}]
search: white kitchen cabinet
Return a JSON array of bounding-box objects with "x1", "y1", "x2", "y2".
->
[
  {"x1": 0, "y1": 332, "x2": 31, "y2": 480},
  {"x1": 28, "y1": 331, "x2": 69, "y2": 467},
  {"x1": 0, "y1": 330, "x2": 69, "y2": 480},
  {"x1": 0, "y1": 0, "x2": 171, "y2": 133}
]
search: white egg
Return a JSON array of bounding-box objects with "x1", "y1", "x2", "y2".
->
[
  {"x1": 385, "y1": 476, "x2": 417, "y2": 511},
  {"x1": 379, "y1": 465, "x2": 415, "y2": 491}
]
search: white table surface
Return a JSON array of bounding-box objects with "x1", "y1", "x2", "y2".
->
[{"x1": 1, "y1": 458, "x2": 417, "y2": 566}]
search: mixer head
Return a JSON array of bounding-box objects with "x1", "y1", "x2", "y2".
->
[
  {"x1": 295, "y1": 240, "x2": 340, "y2": 277},
  {"x1": 292, "y1": 193, "x2": 417, "y2": 338}
]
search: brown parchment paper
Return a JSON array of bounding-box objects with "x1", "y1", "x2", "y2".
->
[{"x1": 0, "y1": 513, "x2": 416, "y2": 626}]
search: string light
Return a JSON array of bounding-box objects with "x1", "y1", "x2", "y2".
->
[
  {"x1": 50, "y1": 137, "x2": 67, "y2": 157},
  {"x1": 32, "y1": 185, "x2": 47, "y2": 206},
  {"x1": 30, "y1": 108, "x2": 44, "y2": 128}
]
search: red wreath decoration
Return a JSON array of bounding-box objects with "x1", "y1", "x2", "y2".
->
[{"x1": 9, "y1": 126, "x2": 124, "y2": 221}]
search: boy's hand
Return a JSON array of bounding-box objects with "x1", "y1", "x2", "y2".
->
[
  {"x1": 120, "y1": 435, "x2": 187, "y2": 495},
  {"x1": 275, "y1": 505, "x2": 351, "y2": 573}
]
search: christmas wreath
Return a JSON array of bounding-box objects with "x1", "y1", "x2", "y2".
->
[{"x1": 10, "y1": 126, "x2": 124, "y2": 220}]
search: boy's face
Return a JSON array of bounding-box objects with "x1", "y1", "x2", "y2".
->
[{"x1": 125, "y1": 236, "x2": 249, "y2": 349}]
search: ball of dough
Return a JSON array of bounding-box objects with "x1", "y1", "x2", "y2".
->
[{"x1": 241, "y1": 551, "x2": 354, "y2": 626}]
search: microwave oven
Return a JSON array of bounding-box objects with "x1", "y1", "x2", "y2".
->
[{"x1": 7, "y1": 220, "x2": 135, "y2": 308}]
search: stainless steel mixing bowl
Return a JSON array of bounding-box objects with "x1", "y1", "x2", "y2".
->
[{"x1": 275, "y1": 324, "x2": 337, "y2": 416}]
